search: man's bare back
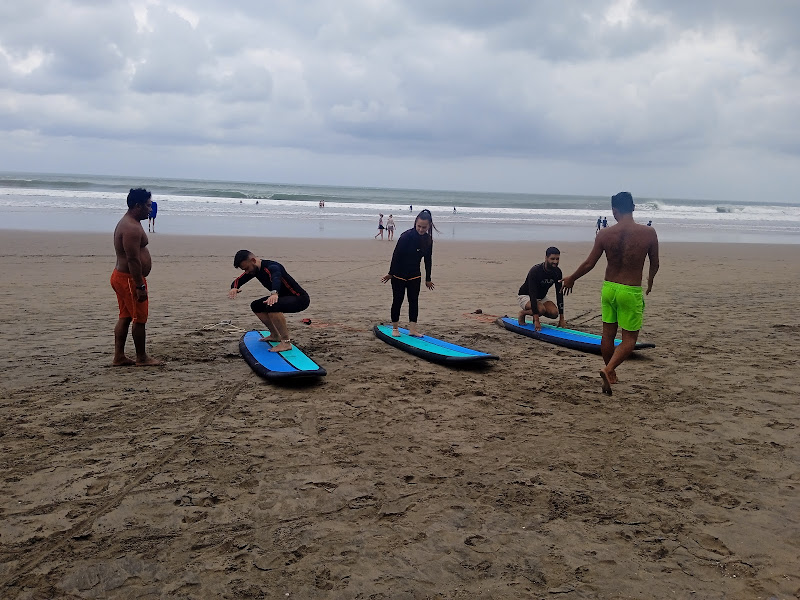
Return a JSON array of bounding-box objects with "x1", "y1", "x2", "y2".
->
[
  {"x1": 560, "y1": 192, "x2": 659, "y2": 396},
  {"x1": 597, "y1": 220, "x2": 658, "y2": 287}
]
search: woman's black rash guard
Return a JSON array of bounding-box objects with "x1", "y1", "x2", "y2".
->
[
  {"x1": 231, "y1": 260, "x2": 307, "y2": 297},
  {"x1": 517, "y1": 262, "x2": 564, "y2": 315},
  {"x1": 389, "y1": 229, "x2": 432, "y2": 281}
]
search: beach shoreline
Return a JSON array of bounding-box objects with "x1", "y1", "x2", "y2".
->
[
  {"x1": 3, "y1": 212, "x2": 800, "y2": 244},
  {"x1": 1, "y1": 231, "x2": 799, "y2": 598}
]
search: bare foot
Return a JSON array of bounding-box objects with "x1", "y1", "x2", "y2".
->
[
  {"x1": 112, "y1": 356, "x2": 136, "y2": 367},
  {"x1": 269, "y1": 341, "x2": 292, "y2": 352},
  {"x1": 607, "y1": 369, "x2": 618, "y2": 384},
  {"x1": 599, "y1": 369, "x2": 613, "y2": 395},
  {"x1": 408, "y1": 325, "x2": 423, "y2": 337},
  {"x1": 391, "y1": 328, "x2": 402, "y2": 337},
  {"x1": 517, "y1": 311, "x2": 527, "y2": 326},
  {"x1": 259, "y1": 335, "x2": 280, "y2": 342},
  {"x1": 136, "y1": 357, "x2": 165, "y2": 367}
]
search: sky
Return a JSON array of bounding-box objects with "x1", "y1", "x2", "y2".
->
[{"x1": 0, "y1": 0, "x2": 798, "y2": 201}]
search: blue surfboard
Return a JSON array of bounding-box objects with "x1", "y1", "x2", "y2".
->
[
  {"x1": 239, "y1": 330, "x2": 326, "y2": 380},
  {"x1": 373, "y1": 324, "x2": 498, "y2": 365},
  {"x1": 498, "y1": 317, "x2": 655, "y2": 354}
]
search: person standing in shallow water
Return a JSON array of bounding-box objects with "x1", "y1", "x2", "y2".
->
[
  {"x1": 386, "y1": 214, "x2": 395, "y2": 240},
  {"x1": 148, "y1": 200, "x2": 158, "y2": 232},
  {"x1": 381, "y1": 209, "x2": 437, "y2": 337},
  {"x1": 110, "y1": 188, "x2": 163, "y2": 367},
  {"x1": 561, "y1": 192, "x2": 659, "y2": 396}
]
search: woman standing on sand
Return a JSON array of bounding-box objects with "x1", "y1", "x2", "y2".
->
[
  {"x1": 386, "y1": 214, "x2": 395, "y2": 240},
  {"x1": 381, "y1": 209, "x2": 437, "y2": 337},
  {"x1": 374, "y1": 213, "x2": 385, "y2": 240}
]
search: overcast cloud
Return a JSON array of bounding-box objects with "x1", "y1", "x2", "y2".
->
[{"x1": 0, "y1": 0, "x2": 798, "y2": 200}]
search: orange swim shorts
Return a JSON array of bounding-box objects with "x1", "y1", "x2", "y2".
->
[{"x1": 110, "y1": 269, "x2": 148, "y2": 323}]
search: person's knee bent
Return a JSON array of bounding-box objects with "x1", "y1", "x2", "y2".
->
[
  {"x1": 538, "y1": 301, "x2": 558, "y2": 319},
  {"x1": 250, "y1": 298, "x2": 265, "y2": 314}
]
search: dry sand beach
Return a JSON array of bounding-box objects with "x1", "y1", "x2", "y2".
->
[{"x1": 1, "y1": 230, "x2": 799, "y2": 599}]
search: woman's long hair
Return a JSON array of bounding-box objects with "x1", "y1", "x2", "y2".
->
[{"x1": 414, "y1": 209, "x2": 438, "y2": 252}]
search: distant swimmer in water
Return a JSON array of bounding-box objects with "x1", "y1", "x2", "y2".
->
[
  {"x1": 381, "y1": 209, "x2": 437, "y2": 337},
  {"x1": 647, "y1": 220, "x2": 652, "y2": 226},
  {"x1": 561, "y1": 192, "x2": 659, "y2": 396}
]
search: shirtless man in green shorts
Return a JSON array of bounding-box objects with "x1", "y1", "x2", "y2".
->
[{"x1": 561, "y1": 192, "x2": 659, "y2": 395}]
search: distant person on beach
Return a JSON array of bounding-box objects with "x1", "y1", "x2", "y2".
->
[
  {"x1": 409, "y1": 205, "x2": 413, "y2": 211},
  {"x1": 596, "y1": 217, "x2": 602, "y2": 233},
  {"x1": 647, "y1": 220, "x2": 652, "y2": 226},
  {"x1": 561, "y1": 192, "x2": 659, "y2": 396},
  {"x1": 381, "y1": 209, "x2": 437, "y2": 337},
  {"x1": 602, "y1": 217, "x2": 608, "y2": 228},
  {"x1": 148, "y1": 200, "x2": 158, "y2": 232},
  {"x1": 453, "y1": 207, "x2": 457, "y2": 213},
  {"x1": 386, "y1": 214, "x2": 396, "y2": 240},
  {"x1": 374, "y1": 214, "x2": 385, "y2": 240},
  {"x1": 518, "y1": 247, "x2": 567, "y2": 331},
  {"x1": 228, "y1": 251, "x2": 310, "y2": 353},
  {"x1": 110, "y1": 188, "x2": 163, "y2": 367}
]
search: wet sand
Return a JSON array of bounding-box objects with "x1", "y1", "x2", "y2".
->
[{"x1": 1, "y1": 231, "x2": 799, "y2": 599}]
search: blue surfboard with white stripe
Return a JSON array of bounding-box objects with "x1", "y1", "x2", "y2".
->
[
  {"x1": 498, "y1": 317, "x2": 655, "y2": 354},
  {"x1": 240, "y1": 330, "x2": 326, "y2": 379},
  {"x1": 373, "y1": 324, "x2": 498, "y2": 365}
]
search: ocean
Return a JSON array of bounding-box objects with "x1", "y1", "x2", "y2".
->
[{"x1": 1, "y1": 171, "x2": 799, "y2": 244}]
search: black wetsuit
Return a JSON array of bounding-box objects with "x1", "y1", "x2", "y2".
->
[
  {"x1": 231, "y1": 260, "x2": 310, "y2": 314},
  {"x1": 388, "y1": 228, "x2": 433, "y2": 323},
  {"x1": 518, "y1": 263, "x2": 564, "y2": 315}
]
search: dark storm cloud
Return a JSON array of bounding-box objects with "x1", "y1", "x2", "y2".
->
[{"x1": 0, "y1": 0, "x2": 798, "y2": 199}]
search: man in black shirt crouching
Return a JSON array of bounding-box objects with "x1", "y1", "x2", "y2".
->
[
  {"x1": 518, "y1": 246, "x2": 567, "y2": 331},
  {"x1": 229, "y1": 250, "x2": 310, "y2": 352}
]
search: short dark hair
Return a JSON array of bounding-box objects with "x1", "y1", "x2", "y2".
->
[
  {"x1": 611, "y1": 191, "x2": 635, "y2": 214},
  {"x1": 127, "y1": 188, "x2": 151, "y2": 209},
  {"x1": 546, "y1": 246, "x2": 560, "y2": 256},
  {"x1": 233, "y1": 249, "x2": 253, "y2": 267}
]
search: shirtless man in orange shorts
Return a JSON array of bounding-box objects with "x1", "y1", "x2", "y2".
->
[{"x1": 110, "y1": 188, "x2": 163, "y2": 366}]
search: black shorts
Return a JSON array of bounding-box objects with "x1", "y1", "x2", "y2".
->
[{"x1": 251, "y1": 294, "x2": 310, "y2": 314}]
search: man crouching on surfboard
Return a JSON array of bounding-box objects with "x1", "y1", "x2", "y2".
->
[
  {"x1": 228, "y1": 250, "x2": 310, "y2": 352},
  {"x1": 560, "y1": 192, "x2": 659, "y2": 395},
  {"x1": 518, "y1": 246, "x2": 567, "y2": 331}
]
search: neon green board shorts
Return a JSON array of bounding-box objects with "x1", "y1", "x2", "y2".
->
[{"x1": 601, "y1": 281, "x2": 645, "y2": 331}]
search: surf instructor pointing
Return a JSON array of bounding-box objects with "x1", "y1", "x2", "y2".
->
[{"x1": 560, "y1": 191, "x2": 659, "y2": 396}]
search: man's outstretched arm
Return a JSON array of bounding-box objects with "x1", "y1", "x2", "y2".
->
[
  {"x1": 561, "y1": 236, "x2": 605, "y2": 295},
  {"x1": 646, "y1": 232, "x2": 660, "y2": 295}
]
